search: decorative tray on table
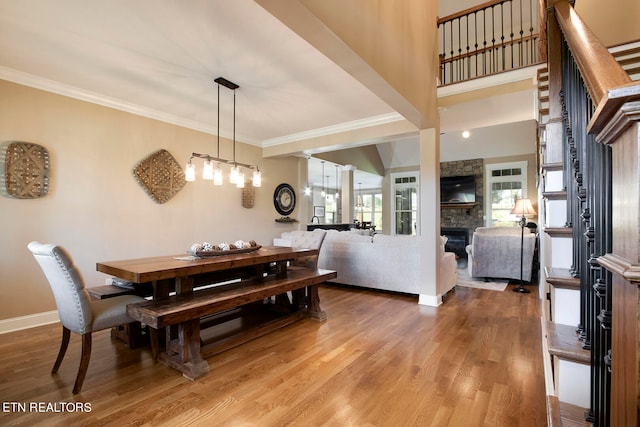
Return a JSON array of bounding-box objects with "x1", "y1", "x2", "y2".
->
[{"x1": 187, "y1": 240, "x2": 261, "y2": 258}]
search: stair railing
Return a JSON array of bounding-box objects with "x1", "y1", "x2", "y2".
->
[{"x1": 546, "y1": 0, "x2": 640, "y2": 425}]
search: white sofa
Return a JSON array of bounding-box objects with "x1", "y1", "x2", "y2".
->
[
  {"x1": 465, "y1": 226, "x2": 536, "y2": 281},
  {"x1": 274, "y1": 229, "x2": 457, "y2": 296}
]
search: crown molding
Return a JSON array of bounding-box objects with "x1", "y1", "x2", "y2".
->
[
  {"x1": 261, "y1": 112, "x2": 405, "y2": 147},
  {"x1": 0, "y1": 66, "x2": 263, "y2": 146}
]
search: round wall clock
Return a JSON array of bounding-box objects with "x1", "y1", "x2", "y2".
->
[{"x1": 273, "y1": 183, "x2": 296, "y2": 216}]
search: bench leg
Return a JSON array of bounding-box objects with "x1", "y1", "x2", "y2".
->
[
  {"x1": 157, "y1": 319, "x2": 209, "y2": 380},
  {"x1": 307, "y1": 285, "x2": 326, "y2": 321}
]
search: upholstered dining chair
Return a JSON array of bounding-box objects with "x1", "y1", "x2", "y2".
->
[
  {"x1": 27, "y1": 241, "x2": 146, "y2": 394},
  {"x1": 285, "y1": 229, "x2": 327, "y2": 310},
  {"x1": 289, "y1": 229, "x2": 327, "y2": 269}
]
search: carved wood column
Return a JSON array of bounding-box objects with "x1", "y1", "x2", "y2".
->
[{"x1": 596, "y1": 98, "x2": 640, "y2": 427}]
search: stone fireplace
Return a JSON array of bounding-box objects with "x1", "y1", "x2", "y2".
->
[
  {"x1": 441, "y1": 227, "x2": 470, "y2": 259},
  {"x1": 440, "y1": 158, "x2": 484, "y2": 248}
]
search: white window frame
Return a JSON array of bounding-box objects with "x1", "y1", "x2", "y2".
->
[
  {"x1": 485, "y1": 161, "x2": 528, "y2": 227},
  {"x1": 390, "y1": 171, "x2": 420, "y2": 236}
]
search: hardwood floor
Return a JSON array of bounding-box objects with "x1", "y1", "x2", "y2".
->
[{"x1": 0, "y1": 283, "x2": 546, "y2": 426}]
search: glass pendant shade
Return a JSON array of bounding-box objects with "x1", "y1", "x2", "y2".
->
[
  {"x1": 213, "y1": 165, "x2": 223, "y2": 186},
  {"x1": 236, "y1": 172, "x2": 245, "y2": 188},
  {"x1": 202, "y1": 159, "x2": 214, "y2": 180},
  {"x1": 185, "y1": 162, "x2": 196, "y2": 182},
  {"x1": 252, "y1": 170, "x2": 262, "y2": 187},
  {"x1": 229, "y1": 165, "x2": 240, "y2": 184}
]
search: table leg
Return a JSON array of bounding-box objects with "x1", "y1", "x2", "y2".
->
[
  {"x1": 176, "y1": 276, "x2": 194, "y2": 294},
  {"x1": 274, "y1": 260, "x2": 288, "y2": 278},
  {"x1": 152, "y1": 279, "x2": 172, "y2": 300}
]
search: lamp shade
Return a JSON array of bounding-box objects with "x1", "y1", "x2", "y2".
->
[{"x1": 510, "y1": 198, "x2": 536, "y2": 216}]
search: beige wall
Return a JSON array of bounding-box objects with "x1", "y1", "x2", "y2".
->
[
  {"x1": 298, "y1": 0, "x2": 439, "y2": 129},
  {"x1": 0, "y1": 80, "x2": 301, "y2": 320},
  {"x1": 575, "y1": 0, "x2": 640, "y2": 47}
]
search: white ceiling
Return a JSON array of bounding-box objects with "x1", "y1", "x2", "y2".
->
[
  {"x1": 0, "y1": 0, "x2": 395, "y2": 145},
  {"x1": 0, "y1": 0, "x2": 537, "y2": 191}
]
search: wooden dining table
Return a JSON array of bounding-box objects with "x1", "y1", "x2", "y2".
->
[
  {"x1": 96, "y1": 246, "x2": 318, "y2": 298},
  {"x1": 96, "y1": 246, "x2": 334, "y2": 379}
]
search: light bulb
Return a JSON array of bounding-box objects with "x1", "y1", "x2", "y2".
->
[
  {"x1": 229, "y1": 165, "x2": 239, "y2": 184},
  {"x1": 252, "y1": 170, "x2": 262, "y2": 187},
  {"x1": 185, "y1": 162, "x2": 196, "y2": 182},
  {"x1": 236, "y1": 172, "x2": 245, "y2": 188},
  {"x1": 202, "y1": 159, "x2": 214, "y2": 180},
  {"x1": 304, "y1": 187, "x2": 311, "y2": 196},
  {"x1": 213, "y1": 166, "x2": 223, "y2": 186}
]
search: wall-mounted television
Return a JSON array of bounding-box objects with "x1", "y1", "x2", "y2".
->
[{"x1": 440, "y1": 175, "x2": 476, "y2": 204}]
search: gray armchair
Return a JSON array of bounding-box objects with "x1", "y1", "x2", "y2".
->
[
  {"x1": 465, "y1": 227, "x2": 536, "y2": 281},
  {"x1": 28, "y1": 241, "x2": 145, "y2": 394}
]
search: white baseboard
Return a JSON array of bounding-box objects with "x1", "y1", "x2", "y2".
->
[
  {"x1": 418, "y1": 293, "x2": 442, "y2": 307},
  {"x1": 0, "y1": 310, "x2": 59, "y2": 334}
]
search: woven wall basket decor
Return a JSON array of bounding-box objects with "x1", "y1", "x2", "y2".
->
[
  {"x1": 132, "y1": 149, "x2": 186, "y2": 204},
  {"x1": 0, "y1": 141, "x2": 50, "y2": 199}
]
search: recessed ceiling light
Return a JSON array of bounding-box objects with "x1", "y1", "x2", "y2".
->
[{"x1": 462, "y1": 130, "x2": 470, "y2": 139}]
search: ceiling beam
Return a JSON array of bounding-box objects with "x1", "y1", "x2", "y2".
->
[{"x1": 256, "y1": 0, "x2": 435, "y2": 128}]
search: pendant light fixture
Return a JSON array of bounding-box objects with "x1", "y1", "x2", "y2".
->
[
  {"x1": 356, "y1": 182, "x2": 363, "y2": 223},
  {"x1": 320, "y1": 161, "x2": 326, "y2": 197},
  {"x1": 326, "y1": 175, "x2": 330, "y2": 200},
  {"x1": 335, "y1": 164, "x2": 340, "y2": 200},
  {"x1": 185, "y1": 77, "x2": 261, "y2": 188},
  {"x1": 304, "y1": 156, "x2": 311, "y2": 196}
]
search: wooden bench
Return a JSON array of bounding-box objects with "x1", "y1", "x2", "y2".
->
[
  {"x1": 87, "y1": 282, "x2": 153, "y2": 300},
  {"x1": 87, "y1": 285, "x2": 135, "y2": 300},
  {"x1": 88, "y1": 283, "x2": 153, "y2": 348},
  {"x1": 127, "y1": 267, "x2": 336, "y2": 379}
]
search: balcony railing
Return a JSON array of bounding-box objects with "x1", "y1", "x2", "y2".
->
[{"x1": 438, "y1": 0, "x2": 544, "y2": 85}]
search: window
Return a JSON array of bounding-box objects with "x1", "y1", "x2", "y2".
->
[
  {"x1": 485, "y1": 161, "x2": 528, "y2": 227},
  {"x1": 325, "y1": 194, "x2": 337, "y2": 224},
  {"x1": 355, "y1": 191, "x2": 382, "y2": 231},
  {"x1": 391, "y1": 172, "x2": 419, "y2": 235}
]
